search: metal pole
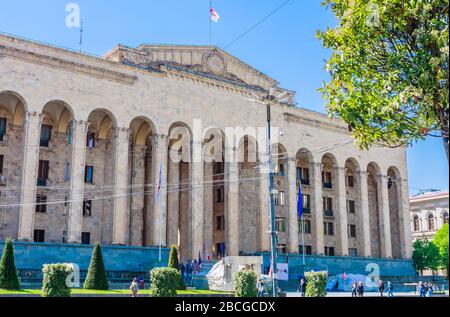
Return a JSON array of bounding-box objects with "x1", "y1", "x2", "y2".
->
[{"x1": 266, "y1": 100, "x2": 278, "y2": 297}]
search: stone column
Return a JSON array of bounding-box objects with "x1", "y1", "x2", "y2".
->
[
  {"x1": 259, "y1": 151, "x2": 271, "y2": 252},
  {"x1": 67, "y1": 120, "x2": 88, "y2": 244},
  {"x1": 112, "y1": 127, "x2": 131, "y2": 246},
  {"x1": 287, "y1": 157, "x2": 299, "y2": 253},
  {"x1": 166, "y1": 149, "x2": 180, "y2": 247},
  {"x1": 378, "y1": 174, "x2": 392, "y2": 258},
  {"x1": 191, "y1": 141, "x2": 204, "y2": 259},
  {"x1": 399, "y1": 177, "x2": 413, "y2": 259},
  {"x1": 225, "y1": 146, "x2": 239, "y2": 256},
  {"x1": 18, "y1": 111, "x2": 42, "y2": 241},
  {"x1": 359, "y1": 171, "x2": 371, "y2": 257},
  {"x1": 204, "y1": 157, "x2": 214, "y2": 258},
  {"x1": 312, "y1": 162, "x2": 324, "y2": 255},
  {"x1": 151, "y1": 134, "x2": 168, "y2": 247},
  {"x1": 337, "y1": 166, "x2": 349, "y2": 256}
]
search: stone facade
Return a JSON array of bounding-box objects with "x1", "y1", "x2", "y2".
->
[{"x1": 0, "y1": 33, "x2": 412, "y2": 263}]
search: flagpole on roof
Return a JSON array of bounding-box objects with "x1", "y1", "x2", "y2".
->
[{"x1": 209, "y1": 0, "x2": 212, "y2": 44}]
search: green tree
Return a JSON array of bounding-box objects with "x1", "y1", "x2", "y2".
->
[
  {"x1": 150, "y1": 267, "x2": 180, "y2": 297},
  {"x1": 41, "y1": 264, "x2": 72, "y2": 297},
  {"x1": 433, "y1": 224, "x2": 449, "y2": 275},
  {"x1": 412, "y1": 239, "x2": 441, "y2": 275},
  {"x1": 234, "y1": 270, "x2": 258, "y2": 297},
  {"x1": 0, "y1": 239, "x2": 20, "y2": 290},
  {"x1": 317, "y1": 0, "x2": 449, "y2": 161},
  {"x1": 168, "y1": 246, "x2": 180, "y2": 271},
  {"x1": 305, "y1": 271, "x2": 328, "y2": 297},
  {"x1": 83, "y1": 242, "x2": 109, "y2": 290}
]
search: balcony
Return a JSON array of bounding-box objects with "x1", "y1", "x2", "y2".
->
[
  {"x1": 37, "y1": 178, "x2": 47, "y2": 187},
  {"x1": 323, "y1": 182, "x2": 333, "y2": 189},
  {"x1": 324, "y1": 210, "x2": 334, "y2": 218}
]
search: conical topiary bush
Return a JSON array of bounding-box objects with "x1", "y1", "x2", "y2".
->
[
  {"x1": 83, "y1": 242, "x2": 109, "y2": 290},
  {"x1": 168, "y1": 246, "x2": 180, "y2": 271},
  {"x1": 0, "y1": 239, "x2": 21, "y2": 290}
]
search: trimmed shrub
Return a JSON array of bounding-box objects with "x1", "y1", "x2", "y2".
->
[
  {"x1": 168, "y1": 246, "x2": 180, "y2": 271},
  {"x1": 41, "y1": 264, "x2": 73, "y2": 297},
  {"x1": 234, "y1": 270, "x2": 258, "y2": 297},
  {"x1": 0, "y1": 239, "x2": 20, "y2": 290},
  {"x1": 83, "y1": 242, "x2": 109, "y2": 290},
  {"x1": 304, "y1": 271, "x2": 328, "y2": 297},
  {"x1": 150, "y1": 267, "x2": 181, "y2": 297}
]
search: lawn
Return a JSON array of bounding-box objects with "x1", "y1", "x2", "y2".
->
[{"x1": 0, "y1": 288, "x2": 232, "y2": 296}]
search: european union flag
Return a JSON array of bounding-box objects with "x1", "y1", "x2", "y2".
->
[{"x1": 297, "y1": 185, "x2": 303, "y2": 219}]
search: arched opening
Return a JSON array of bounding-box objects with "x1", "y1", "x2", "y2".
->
[
  {"x1": 345, "y1": 158, "x2": 361, "y2": 257},
  {"x1": 321, "y1": 153, "x2": 339, "y2": 256},
  {"x1": 0, "y1": 91, "x2": 27, "y2": 240},
  {"x1": 387, "y1": 167, "x2": 402, "y2": 259},
  {"x1": 413, "y1": 215, "x2": 420, "y2": 232},
  {"x1": 237, "y1": 135, "x2": 260, "y2": 255},
  {"x1": 367, "y1": 162, "x2": 382, "y2": 258},
  {"x1": 128, "y1": 117, "x2": 156, "y2": 247},
  {"x1": 427, "y1": 214, "x2": 436, "y2": 230},
  {"x1": 296, "y1": 148, "x2": 314, "y2": 255},
  {"x1": 443, "y1": 211, "x2": 449, "y2": 225},
  {"x1": 84, "y1": 109, "x2": 117, "y2": 245},
  {"x1": 167, "y1": 122, "x2": 192, "y2": 262},
  {"x1": 34, "y1": 100, "x2": 74, "y2": 243}
]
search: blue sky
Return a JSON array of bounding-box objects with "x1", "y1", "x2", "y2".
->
[{"x1": 0, "y1": 0, "x2": 447, "y2": 194}]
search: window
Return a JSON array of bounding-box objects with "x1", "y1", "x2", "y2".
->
[
  {"x1": 274, "y1": 191, "x2": 285, "y2": 206},
  {"x1": 297, "y1": 167, "x2": 310, "y2": 185},
  {"x1": 81, "y1": 232, "x2": 91, "y2": 245},
  {"x1": 387, "y1": 177, "x2": 393, "y2": 189},
  {"x1": 35, "y1": 195, "x2": 47, "y2": 213},
  {"x1": 37, "y1": 160, "x2": 50, "y2": 186},
  {"x1": 302, "y1": 194, "x2": 311, "y2": 214},
  {"x1": 85, "y1": 166, "x2": 94, "y2": 184},
  {"x1": 413, "y1": 216, "x2": 420, "y2": 231},
  {"x1": 347, "y1": 175, "x2": 355, "y2": 187},
  {"x1": 322, "y1": 171, "x2": 332, "y2": 189},
  {"x1": 275, "y1": 217, "x2": 286, "y2": 232},
  {"x1": 216, "y1": 215, "x2": 225, "y2": 230},
  {"x1": 299, "y1": 245, "x2": 312, "y2": 255},
  {"x1": 40, "y1": 124, "x2": 52, "y2": 147},
  {"x1": 216, "y1": 188, "x2": 224, "y2": 203},
  {"x1": 83, "y1": 200, "x2": 92, "y2": 217},
  {"x1": 276, "y1": 163, "x2": 285, "y2": 177},
  {"x1": 428, "y1": 214, "x2": 436, "y2": 230},
  {"x1": 349, "y1": 248, "x2": 358, "y2": 257},
  {"x1": 324, "y1": 222, "x2": 334, "y2": 235},
  {"x1": 214, "y1": 162, "x2": 224, "y2": 174},
  {"x1": 325, "y1": 246, "x2": 335, "y2": 256},
  {"x1": 348, "y1": 224, "x2": 357, "y2": 238},
  {"x1": 299, "y1": 219, "x2": 311, "y2": 234},
  {"x1": 34, "y1": 230, "x2": 45, "y2": 243},
  {"x1": 323, "y1": 197, "x2": 333, "y2": 217},
  {"x1": 0, "y1": 118, "x2": 6, "y2": 141},
  {"x1": 276, "y1": 244, "x2": 287, "y2": 254},
  {"x1": 0, "y1": 155, "x2": 4, "y2": 174},
  {"x1": 67, "y1": 126, "x2": 72, "y2": 145},
  {"x1": 86, "y1": 132, "x2": 96, "y2": 148},
  {"x1": 347, "y1": 200, "x2": 356, "y2": 214},
  {"x1": 64, "y1": 161, "x2": 71, "y2": 182},
  {"x1": 443, "y1": 212, "x2": 449, "y2": 225}
]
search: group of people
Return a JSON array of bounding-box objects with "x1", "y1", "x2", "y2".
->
[
  {"x1": 350, "y1": 280, "x2": 394, "y2": 297},
  {"x1": 180, "y1": 259, "x2": 201, "y2": 278},
  {"x1": 417, "y1": 281, "x2": 434, "y2": 297}
]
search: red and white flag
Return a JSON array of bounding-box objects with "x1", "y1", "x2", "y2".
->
[{"x1": 210, "y1": 7, "x2": 220, "y2": 23}]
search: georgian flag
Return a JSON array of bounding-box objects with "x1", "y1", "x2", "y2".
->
[{"x1": 210, "y1": 7, "x2": 220, "y2": 22}]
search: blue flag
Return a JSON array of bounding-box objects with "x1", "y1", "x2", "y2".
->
[{"x1": 297, "y1": 185, "x2": 303, "y2": 219}]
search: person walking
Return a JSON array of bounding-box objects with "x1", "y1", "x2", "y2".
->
[
  {"x1": 426, "y1": 283, "x2": 433, "y2": 297},
  {"x1": 378, "y1": 280, "x2": 385, "y2": 297},
  {"x1": 257, "y1": 279, "x2": 265, "y2": 297},
  {"x1": 351, "y1": 281, "x2": 358, "y2": 298},
  {"x1": 357, "y1": 281, "x2": 364, "y2": 297},
  {"x1": 130, "y1": 277, "x2": 139, "y2": 298},
  {"x1": 387, "y1": 281, "x2": 394, "y2": 297},
  {"x1": 418, "y1": 281, "x2": 426, "y2": 297},
  {"x1": 297, "y1": 278, "x2": 307, "y2": 297}
]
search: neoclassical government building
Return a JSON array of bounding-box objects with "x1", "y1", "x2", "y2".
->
[{"x1": 0, "y1": 33, "x2": 412, "y2": 262}]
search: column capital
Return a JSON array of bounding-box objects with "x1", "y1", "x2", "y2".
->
[{"x1": 25, "y1": 111, "x2": 43, "y2": 122}]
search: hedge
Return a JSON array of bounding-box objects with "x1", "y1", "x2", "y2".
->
[
  {"x1": 150, "y1": 267, "x2": 181, "y2": 297},
  {"x1": 0, "y1": 239, "x2": 20, "y2": 290},
  {"x1": 41, "y1": 264, "x2": 73, "y2": 297},
  {"x1": 304, "y1": 271, "x2": 328, "y2": 297},
  {"x1": 234, "y1": 270, "x2": 258, "y2": 297}
]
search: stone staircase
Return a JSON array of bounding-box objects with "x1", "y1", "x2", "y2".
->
[{"x1": 184, "y1": 261, "x2": 214, "y2": 290}]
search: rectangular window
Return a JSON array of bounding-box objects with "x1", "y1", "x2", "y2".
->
[
  {"x1": 40, "y1": 125, "x2": 52, "y2": 147},
  {"x1": 275, "y1": 217, "x2": 286, "y2": 233},
  {"x1": 215, "y1": 162, "x2": 224, "y2": 174},
  {"x1": 349, "y1": 248, "x2": 358, "y2": 257},
  {"x1": 85, "y1": 166, "x2": 94, "y2": 184},
  {"x1": 275, "y1": 191, "x2": 286, "y2": 206},
  {"x1": 83, "y1": 200, "x2": 92, "y2": 217},
  {"x1": 323, "y1": 197, "x2": 334, "y2": 217},
  {"x1": 216, "y1": 215, "x2": 225, "y2": 230},
  {"x1": 324, "y1": 222, "x2": 334, "y2": 236},
  {"x1": 33, "y1": 230, "x2": 45, "y2": 243},
  {"x1": 37, "y1": 160, "x2": 50, "y2": 186},
  {"x1": 302, "y1": 194, "x2": 311, "y2": 213},
  {"x1": 0, "y1": 118, "x2": 7, "y2": 141},
  {"x1": 216, "y1": 188, "x2": 224, "y2": 203},
  {"x1": 35, "y1": 195, "x2": 47, "y2": 213},
  {"x1": 64, "y1": 161, "x2": 71, "y2": 182},
  {"x1": 347, "y1": 175, "x2": 355, "y2": 187},
  {"x1": 67, "y1": 127, "x2": 72, "y2": 145},
  {"x1": 347, "y1": 200, "x2": 356, "y2": 214},
  {"x1": 276, "y1": 244, "x2": 287, "y2": 254},
  {"x1": 322, "y1": 171, "x2": 332, "y2": 189},
  {"x1": 81, "y1": 232, "x2": 91, "y2": 245},
  {"x1": 300, "y1": 167, "x2": 310, "y2": 185},
  {"x1": 299, "y1": 245, "x2": 312, "y2": 255},
  {"x1": 86, "y1": 132, "x2": 96, "y2": 148},
  {"x1": 299, "y1": 219, "x2": 311, "y2": 234},
  {"x1": 277, "y1": 163, "x2": 285, "y2": 177},
  {"x1": 348, "y1": 224, "x2": 357, "y2": 238},
  {"x1": 325, "y1": 246, "x2": 335, "y2": 256},
  {"x1": 0, "y1": 155, "x2": 4, "y2": 174}
]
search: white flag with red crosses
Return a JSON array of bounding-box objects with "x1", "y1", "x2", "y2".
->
[{"x1": 210, "y1": 7, "x2": 220, "y2": 23}]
